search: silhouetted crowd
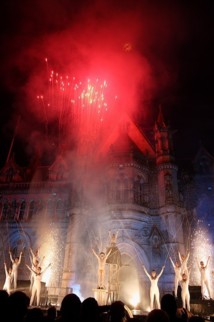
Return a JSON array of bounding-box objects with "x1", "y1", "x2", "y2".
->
[{"x1": 0, "y1": 289, "x2": 207, "y2": 322}]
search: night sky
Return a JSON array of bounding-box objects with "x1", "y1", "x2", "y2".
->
[{"x1": 0, "y1": 0, "x2": 214, "y2": 167}]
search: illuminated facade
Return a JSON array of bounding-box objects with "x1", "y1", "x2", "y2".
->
[{"x1": 0, "y1": 108, "x2": 213, "y2": 308}]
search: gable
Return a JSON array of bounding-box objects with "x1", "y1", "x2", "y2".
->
[{"x1": 97, "y1": 114, "x2": 155, "y2": 159}]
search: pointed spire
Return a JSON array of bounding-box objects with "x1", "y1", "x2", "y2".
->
[{"x1": 156, "y1": 105, "x2": 167, "y2": 128}]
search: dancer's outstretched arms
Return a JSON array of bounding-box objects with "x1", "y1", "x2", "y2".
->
[
  {"x1": 206, "y1": 256, "x2": 210, "y2": 268},
  {"x1": 41, "y1": 263, "x2": 51, "y2": 275},
  {"x1": 142, "y1": 265, "x2": 151, "y2": 280},
  {"x1": 9, "y1": 251, "x2": 14, "y2": 264},
  {"x1": 169, "y1": 257, "x2": 175, "y2": 269},
  {"x1": 26, "y1": 264, "x2": 36, "y2": 275},
  {"x1": 157, "y1": 266, "x2": 165, "y2": 279}
]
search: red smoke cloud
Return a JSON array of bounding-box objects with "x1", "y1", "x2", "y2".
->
[{"x1": 1, "y1": 0, "x2": 197, "y2": 161}]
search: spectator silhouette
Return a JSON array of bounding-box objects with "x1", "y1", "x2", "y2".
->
[
  {"x1": 0, "y1": 290, "x2": 9, "y2": 321},
  {"x1": 57, "y1": 293, "x2": 81, "y2": 322},
  {"x1": 82, "y1": 297, "x2": 99, "y2": 322},
  {"x1": 25, "y1": 307, "x2": 44, "y2": 322},
  {"x1": 146, "y1": 309, "x2": 169, "y2": 322},
  {"x1": 7, "y1": 291, "x2": 30, "y2": 321},
  {"x1": 161, "y1": 294, "x2": 180, "y2": 322},
  {"x1": 110, "y1": 301, "x2": 126, "y2": 322},
  {"x1": 45, "y1": 306, "x2": 57, "y2": 322}
]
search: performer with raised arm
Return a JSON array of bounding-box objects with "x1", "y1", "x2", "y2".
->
[
  {"x1": 109, "y1": 231, "x2": 118, "y2": 246},
  {"x1": 26, "y1": 263, "x2": 51, "y2": 306},
  {"x1": 197, "y1": 256, "x2": 212, "y2": 300},
  {"x1": 9, "y1": 250, "x2": 22, "y2": 289},
  {"x1": 3, "y1": 262, "x2": 12, "y2": 295},
  {"x1": 169, "y1": 256, "x2": 181, "y2": 298},
  {"x1": 92, "y1": 248, "x2": 112, "y2": 289},
  {"x1": 178, "y1": 251, "x2": 190, "y2": 274},
  {"x1": 142, "y1": 264, "x2": 165, "y2": 310},
  {"x1": 29, "y1": 247, "x2": 45, "y2": 291},
  {"x1": 180, "y1": 269, "x2": 191, "y2": 312}
]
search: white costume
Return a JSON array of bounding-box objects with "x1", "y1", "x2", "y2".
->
[
  {"x1": 3, "y1": 263, "x2": 12, "y2": 295},
  {"x1": 143, "y1": 265, "x2": 165, "y2": 310},
  {"x1": 180, "y1": 270, "x2": 191, "y2": 311},
  {"x1": 29, "y1": 248, "x2": 44, "y2": 291},
  {"x1": 179, "y1": 251, "x2": 190, "y2": 274},
  {"x1": 9, "y1": 251, "x2": 22, "y2": 289},
  {"x1": 26, "y1": 264, "x2": 51, "y2": 306},
  {"x1": 197, "y1": 257, "x2": 211, "y2": 299},
  {"x1": 92, "y1": 248, "x2": 111, "y2": 288},
  {"x1": 169, "y1": 257, "x2": 181, "y2": 298}
]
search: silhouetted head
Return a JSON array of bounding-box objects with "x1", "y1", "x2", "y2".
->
[
  {"x1": 110, "y1": 301, "x2": 126, "y2": 322},
  {"x1": 47, "y1": 306, "x2": 57, "y2": 320},
  {"x1": 8, "y1": 291, "x2": 30, "y2": 320},
  {"x1": 161, "y1": 294, "x2": 177, "y2": 319},
  {"x1": 25, "y1": 307, "x2": 44, "y2": 322},
  {"x1": 200, "y1": 261, "x2": 204, "y2": 267},
  {"x1": 0, "y1": 290, "x2": 9, "y2": 315},
  {"x1": 60, "y1": 293, "x2": 81, "y2": 322},
  {"x1": 147, "y1": 309, "x2": 170, "y2": 322},
  {"x1": 82, "y1": 297, "x2": 99, "y2": 322}
]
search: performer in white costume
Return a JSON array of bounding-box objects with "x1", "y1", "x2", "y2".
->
[
  {"x1": 3, "y1": 262, "x2": 12, "y2": 295},
  {"x1": 26, "y1": 263, "x2": 51, "y2": 306},
  {"x1": 92, "y1": 248, "x2": 111, "y2": 288},
  {"x1": 109, "y1": 231, "x2": 118, "y2": 246},
  {"x1": 178, "y1": 251, "x2": 190, "y2": 274},
  {"x1": 9, "y1": 250, "x2": 22, "y2": 289},
  {"x1": 180, "y1": 269, "x2": 191, "y2": 311},
  {"x1": 169, "y1": 256, "x2": 181, "y2": 298},
  {"x1": 143, "y1": 265, "x2": 165, "y2": 310},
  {"x1": 29, "y1": 248, "x2": 45, "y2": 291},
  {"x1": 197, "y1": 256, "x2": 212, "y2": 300}
]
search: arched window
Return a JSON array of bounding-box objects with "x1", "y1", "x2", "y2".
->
[
  {"x1": 2, "y1": 200, "x2": 9, "y2": 220},
  {"x1": 19, "y1": 200, "x2": 26, "y2": 220},
  {"x1": 10, "y1": 199, "x2": 18, "y2": 220},
  {"x1": 28, "y1": 200, "x2": 35, "y2": 219}
]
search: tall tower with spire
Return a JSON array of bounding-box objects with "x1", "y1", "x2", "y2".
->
[
  {"x1": 154, "y1": 106, "x2": 184, "y2": 252},
  {"x1": 154, "y1": 106, "x2": 178, "y2": 206}
]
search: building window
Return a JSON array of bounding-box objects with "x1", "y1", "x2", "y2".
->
[
  {"x1": 2, "y1": 200, "x2": 9, "y2": 220},
  {"x1": 11, "y1": 199, "x2": 18, "y2": 220},
  {"x1": 19, "y1": 200, "x2": 26, "y2": 220},
  {"x1": 28, "y1": 200, "x2": 35, "y2": 219}
]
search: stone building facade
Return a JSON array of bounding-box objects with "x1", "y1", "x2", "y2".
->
[{"x1": 0, "y1": 108, "x2": 213, "y2": 308}]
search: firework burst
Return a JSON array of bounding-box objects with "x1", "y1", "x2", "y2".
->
[{"x1": 36, "y1": 62, "x2": 118, "y2": 154}]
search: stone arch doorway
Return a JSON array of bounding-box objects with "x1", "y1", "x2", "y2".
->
[{"x1": 116, "y1": 242, "x2": 149, "y2": 310}]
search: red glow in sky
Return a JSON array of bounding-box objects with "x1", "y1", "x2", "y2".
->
[{"x1": 0, "y1": 0, "x2": 213, "y2": 164}]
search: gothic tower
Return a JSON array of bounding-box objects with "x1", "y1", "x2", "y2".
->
[{"x1": 154, "y1": 107, "x2": 185, "y2": 253}]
